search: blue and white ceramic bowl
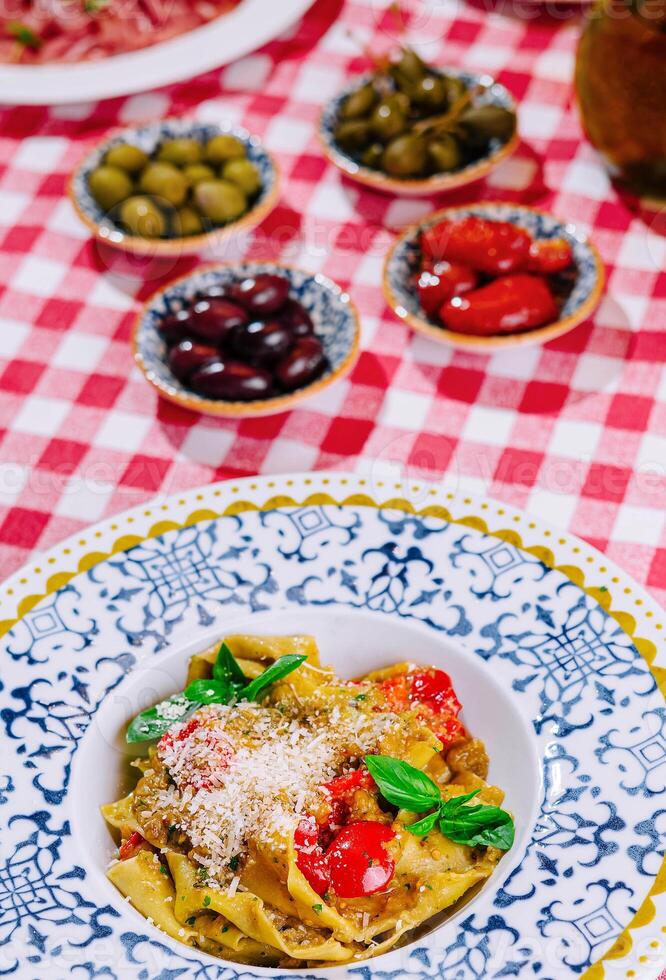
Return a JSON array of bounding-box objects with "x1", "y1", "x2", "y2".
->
[
  {"x1": 0, "y1": 471, "x2": 664, "y2": 979},
  {"x1": 320, "y1": 68, "x2": 519, "y2": 196},
  {"x1": 384, "y1": 202, "x2": 605, "y2": 351},
  {"x1": 133, "y1": 262, "x2": 360, "y2": 417},
  {"x1": 69, "y1": 118, "x2": 280, "y2": 256}
]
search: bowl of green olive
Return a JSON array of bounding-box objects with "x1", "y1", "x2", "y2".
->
[
  {"x1": 320, "y1": 48, "x2": 518, "y2": 196},
  {"x1": 69, "y1": 119, "x2": 280, "y2": 256}
]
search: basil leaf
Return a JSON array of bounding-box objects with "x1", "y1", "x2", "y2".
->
[
  {"x1": 183, "y1": 679, "x2": 231, "y2": 704},
  {"x1": 126, "y1": 695, "x2": 197, "y2": 744},
  {"x1": 364, "y1": 755, "x2": 441, "y2": 812},
  {"x1": 437, "y1": 791, "x2": 515, "y2": 851},
  {"x1": 213, "y1": 641, "x2": 247, "y2": 688},
  {"x1": 241, "y1": 654, "x2": 307, "y2": 702},
  {"x1": 406, "y1": 810, "x2": 439, "y2": 836}
]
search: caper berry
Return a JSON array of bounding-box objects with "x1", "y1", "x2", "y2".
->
[
  {"x1": 456, "y1": 105, "x2": 516, "y2": 148},
  {"x1": 395, "y1": 47, "x2": 428, "y2": 82},
  {"x1": 361, "y1": 142, "x2": 385, "y2": 169},
  {"x1": 427, "y1": 134, "x2": 462, "y2": 172},
  {"x1": 334, "y1": 119, "x2": 372, "y2": 152},
  {"x1": 194, "y1": 180, "x2": 247, "y2": 223},
  {"x1": 139, "y1": 162, "x2": 188, "y2": 207},
  {"x1": 88, "y1": 165, "x2": 133, "y2": 211},
  {"x1": 370, "y1": 101, "x2": 407, "y2": 143},
  {"x1": 411, "y1": 75, "x2": 447, "y2": 110},
  {"x1": 340, "y1": 83, "x2": 377, "y2": 120},
  {"x1": 223, "y1": 158, "x2": 262, "y2": 197},
  {"x1": 382, "y1": 133, "x2": 428, "y2": 177},
  {"x1": 105, "y1": 144, "x2": 149, "y2": 173},
  {"x1": 157, "y1": 138, "x2": 203, "y2": 166},
  {"x1": 119, "y1": 196, "x2": 166, "y2": 238},
  {"x1": 204, "y1": 134, "x2": 246, "y2": 165}
]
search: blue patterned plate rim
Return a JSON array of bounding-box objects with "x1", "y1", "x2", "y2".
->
[{"x1": 0, "y1": 471, "x2": 663, "y2": 980}]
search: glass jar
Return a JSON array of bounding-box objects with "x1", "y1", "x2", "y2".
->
[{"x1": 575, "y1": 0, "x2": 666, "y2": 196}]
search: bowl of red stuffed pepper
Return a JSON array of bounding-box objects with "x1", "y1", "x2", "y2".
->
[{"x1": 382, "y1": 202, "x2": 604, "y2": 351}]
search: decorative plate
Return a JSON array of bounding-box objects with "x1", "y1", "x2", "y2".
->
[
  {"x1": 0, "y1": 471, "x2": 663, "y2": 980},
  {"x1": 383, "y1": 202, "x2": 605, "y2": 351},
  {"x1": 133, "y1": 262, "x2": 360, "y2": 417},
  {"x1": 319, "y1": 69, "x2": 519, "y2": 197},
  {"x1": 0, "y1": 0, "x2": 315, "y2": 106},
  {"x1": 69, "y1": 119, "x2": 280, "y2": 258}
]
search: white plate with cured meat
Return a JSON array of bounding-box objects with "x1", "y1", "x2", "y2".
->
[{"x1": 0, "y1": 0, "x2": 315, "y2": 105}]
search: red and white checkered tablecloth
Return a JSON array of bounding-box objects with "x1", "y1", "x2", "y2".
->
[{"x1": 0, "y1": 0, "x2": 664, "y2": 605}]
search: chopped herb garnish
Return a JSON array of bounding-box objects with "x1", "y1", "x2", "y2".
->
[
  {"x1": 312, "y1": 903, "x2": 323, "y2": 913},
  {"x1": 159, "y1": 865, "x2": 168, "y2": 875},
  {"x1": 202, "y1": 895, "x2": 211, "y2": 908},
  {"x1": 197, "y1": 867, "x2": 209, "y2": 881},
  {"x1": 229, "y1": 854, "x2": 240, "y2": 871},
  {"x1": 354, "y1": 693, "x2": 367, "y2": 701}
]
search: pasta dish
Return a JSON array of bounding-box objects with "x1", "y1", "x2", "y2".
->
[
  {"x1": 103, "y1": 635, "x2": 513, "y2": 966},
  {"x1": 1, "y1": 1, "x2": 241, "y2": 64}
]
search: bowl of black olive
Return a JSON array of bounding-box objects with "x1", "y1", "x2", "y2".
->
[
  {"x1": 133, "y1": 263, "x2": 360, "y2": 417},
  {"x1": 69, "y1": 118, "x2": 279, "y2": 256},
  {"x1": 321, "y1": 48, "x2": 518, "y2": 195}
]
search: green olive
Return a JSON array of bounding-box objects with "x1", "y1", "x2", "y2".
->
[
  {"x1": 361, "y1": 142, "x2": 385, "y2": 169},
  {"x1": 183, "y1": 163, "x2": 216, "y2": 186},
  {"x1": 138, "y1": 162, "x2": 188, "y2": 207},
  {"x1": 370, "y1": 100, "x2": 407, "y2": 142},
  {"x1": 204, "y1": 134, "x2": 246, "y2": 165},
  {"x1": 174, "y1": 206, "x2": 204, "y2": 237},
  {"x1": 157, "y1": 138, "x2": 203, "y2": 166},
  {"x1": 456, "y1": 105, "x2": 516, "y2": 148},
  {"x1": 222, "y1": 158, "x2": 262, "y2": 196},
  {"x1": 340, "y1": 83, "x2": 377, "y2": 120},
  {"x1": 88, "y1": 165, "x2": 133, "y2": 211},
  {"x1": 382, "y1": 133, "x2": 428, "y2": 177},
  {"x1": 104, "y1": 144, "x2": 149, "y2": 174},
  {"x1": 411, "y1": 75, "x2": 448, "y2": 110},
  {"x1": 334, "y1": 119, "x2": 371, "y2": 152},
  {"x1": 119, "y1": 196, "x2": 166, "y2": 238},
  {"x1": 194, "y1": 180, "x2": 247, "y2": 223},
  {"x1": 428, "y1": 135, "x2": 462, "y2": 172}
]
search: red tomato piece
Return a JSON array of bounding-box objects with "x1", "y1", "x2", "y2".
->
[
  {"x1": 527, "y1": 238, "x2": 573, "y2": 274},
  {"x1": 441, "y1": 274, "x2": 558, "y2": 336},
  {"x1": 119, "y1": 830, "x2": 146, "y2": 861},
  {"x1": 296, "y1": 849, "x2": 330, "y2": 896},
  {"x1": 421, "y1": 217, "x2": 532, "y2": 276},
  {"x1": 294, "y1": 816, "x2": 330, "y2": 895},
  {"x1": 432, "y1": 713, "x2": 467, "y2": 749},
  {"x1": 326, "y1": 821, "x2": 396, "y2": 898},
  {"x1": 323, "y1": 768, "x2": 375, "y2": 799},
  {"x1": 417, "y1": 262, "x2": 478, "y2": 317},
  {"x1": 408, "y1": 669, "x2": 461, "y2": 717},
  {"x1": 377, "y1": 674, "x2": 410, "y2": 712}
]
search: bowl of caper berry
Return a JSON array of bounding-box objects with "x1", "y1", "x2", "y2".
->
[
  {"x1": 320, "y1": 48, "x2": 519, "y2": 196},
  {"x1": 69, "y1": 118, "x2": 280, "y2": 256}
]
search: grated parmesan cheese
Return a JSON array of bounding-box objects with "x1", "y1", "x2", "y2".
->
[{"x1": 141, "y1": 697, "x2": 400, "y2": 887}]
